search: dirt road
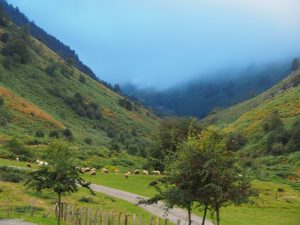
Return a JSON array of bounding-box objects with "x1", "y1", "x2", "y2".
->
[
  {"x1": 0, "y1": 219, "x2": 36, "y2": 225},
  {"x1": 90, "y1": 184, "x2": 213, "y2": 225}
]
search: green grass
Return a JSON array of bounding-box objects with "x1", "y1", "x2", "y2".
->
[
  {"x1": 0, "y1": 181, "x2": 161, "y2": 225},
  {"x1": 83, "y1": 173, "x2": 156, "y2": 197},
  {"x1": 84, "y1": 172, "x2": 300, "y2": 225}
]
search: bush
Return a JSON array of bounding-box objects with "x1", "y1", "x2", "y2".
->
[
  {"x1": 79, "y1": 75, "x2": 86, "y2": 83},
  {"x1": 63, "y1": 128, "x2": 73, "y2": 140},
  {"x1": 118, "y1": 98, "x2": 133, "y2": 111},
  {"x1": 0, "y1": 96, "x2": 4, "y2": 107},
  {"x1": 46, "y1": 63, "x2": 58, "y2": 76},
  {"x1": 64, "y1": 93, "x2": 102, "y2": 120},
  {"x1": 2, "y1": 38, "x2": 31, "y2": 64},
  {"x1": 79, "y1": 197, "x2": 94, "y2": 203},
  {"x1": 49, "y1": 130, "x2": 60, "y2": 138},
  {"x1": 2, "y1": 57, "x2": 14, "y2": 69},
  {"x1": 0, "y1": 166, "x2": 24, "y2": 183},
  {"x1": 262, "y1": 111, "x2": 283, "y2": 133},
  {"x1": 6, "y1": 138, "x2": 32, "y2": 159},
  {"x1": 35, "y1": 130, "x2": 45, "y2": 138},
  {"x1": 1, "y1": 33, "x2": 9, "y2": 43},
  {"x1": 84, "y1": 138, "x2": 93, "y2": 145}
]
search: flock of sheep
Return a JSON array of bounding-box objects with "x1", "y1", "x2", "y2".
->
[
  {"x1": 80, "y1": 167, "x2": 161, "y2": 178},
  {"x1": 22, "y1": 158, "x2": 161, "y2": 179}
]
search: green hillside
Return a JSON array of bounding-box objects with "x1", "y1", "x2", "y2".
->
[
  {"x1": 202, "y1": 69, "x2": 300, "y2": 189},
  {"x1": 0, "y1": 14, "x2": 159, "y2": 169}
]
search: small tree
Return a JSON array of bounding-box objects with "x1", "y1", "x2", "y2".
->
[
  {"x1": 0, "y1": 96, "x2": 4, "y2": 107},
  {"x1": 1, "y1": 33, "x2": 9, "y2": 43},
  {"x1": 25, "y1": 143, "x2": 93, "y2": 225},
  {"x1": 292, "y1": 58, "x2": 300, "y2": 71}
]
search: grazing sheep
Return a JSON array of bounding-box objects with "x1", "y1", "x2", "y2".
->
[
  {"x1": 127, "y1": 171, "x2": 131, "y2": 175},
  {"x1": 90, "y1": 169, "x2": 96, "y2": 175},
  {"x1": 153, "y1": 170, "x2": 161, "y2": 176},
  {"x1": 26, "y1": 163, "x2": 31, "y2": 168},
  {"x1": 84, "y1": 167, "x2": 91, "y2": 172},
  {"x1": 142, "y1": 170, "x2": 149, "y2": 175},
  {"x1": 101, "y1": 168, "x2": 109, "y2": 173},
  {"x1": 134, "y1": 170, "x2": 140, "y2": 174},
  {"x1": 36, "y1": 159, "x2": 48, "y2": 166},
  {"x1": 81, "y1": 168, "x2": 86, "y2": 173},
  {"x1": 16, "y1": 157, "x2": 19, "y2": 162},
  {"x1": 114, "y1": 169, "x2": 119, "y2": 174},
  {"x1": 124, "y1": 172, "x2": 129, "y2": 179}
]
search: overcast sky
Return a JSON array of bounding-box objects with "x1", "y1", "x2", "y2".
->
[{"x1": 7, "y1": 0, "x2": 300, "y2": 88}]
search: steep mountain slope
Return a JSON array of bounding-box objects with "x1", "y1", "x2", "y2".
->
[
  {"x1": 202, "y1": 69, "x2": 300, "y2": 188},
  {"x1": 203, "y1": 69, "x2": 300, "y2": 130},
  {"x1": 0, "y1": 0, "x2": 97, "y2": 81},
  {"x1": 0, "y1": 9, "x2": 159, "y2": 166},
  {"x1": 123, "y1": 63, "x2": 291, "y2": 118}
]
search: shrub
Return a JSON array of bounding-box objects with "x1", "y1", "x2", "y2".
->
[
  {"x1": 1, "y1": 33, "x2": 9, "y2": 43},
  {"x1": 6, "y1": 138, "x2": 32, "y2": 159},
  {"x1": 63, "y1": 128, "x2": 73, "y2": 140},
  {"x1": 79, "y1": 75, "x2": 86, "y2": 83},
  {"x1": 2, "y1": 57, "x2": 14, "y2": 69},
  {"x1": 35, "y1": 130, "x2": 45, "y2": 138},
  {"x1": 2, "y1": 39, "x2": 31, "y2": 64},
  {"x1": 118, "y1": 98, "x2": 133, "y2": 111},
  {"x1": 262, "y1": 111, "x2": 283, "y2": 133},
  {"x1": 64, "y1": 93, "x2": 102, "y2": 120},
  {"x1": 79, "y1": 197, "x2": 94, "y2": 203},
  {"x1": 0, "y1": 96, "x2": 4, "y2": 107},
  {"x1": 84, "y1": 138, "x2": 93, "y2": 145},
  {"x1": 49, "y1": 130, "x2": 60, "y2": 138},
  {"x1": 278, "y1": 187, "x2": 285, "y2": 192},
  {"x1": 0, "y1": 166, "x2": 24, "y2": 183},
  {"x1": 46, "y1": 63, "x2": 58, "y2": 76}
]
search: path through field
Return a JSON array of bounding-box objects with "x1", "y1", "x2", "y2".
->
[
  {"x1": 90, "y1": 184, "x2": 214, "y2": 225},
  {"x1": 0, "y1": 219, "x2": 36, "y2": 225}
]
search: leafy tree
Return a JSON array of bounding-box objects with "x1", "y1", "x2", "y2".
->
[
  {"x1": 113, "y1": 84, "x2": 121, "y2": 93},
  {"x1": 2, "y1": 56, "x2": 14, "y2": 69},
  {"x1": 262, "y1": 111, "x2": 283, "y2": 133},
  {"x1": 266, "y1": 127, "x2": 290, "y2": 155},
  {"x1": 79, "y1": 74, "x2": 86, "y2": 83},
  {"x1": 1, "y1": 33, "x2": 9, "y2": 43},
  {"x1": 148, "y1": 117, "x2": 202, "y2": 171},
  {"x1": 0, "y1": 96, "x2": 4, "y2": 107},
  {"x1": 6, "y1": 138, "x2": 32, "y2": 160},
  {"x1": 49, "y1": 130, "x2": 60, "y2": 138},
  {"x1": 25, "y1": 143, "x2": 93, "y2": 225},
  {"x1": 118, "y1": 98, "x2": 133, "y2": 111},
  {"x1": 146, "y1": 127, "x2": 256, "y2": 225},
  {"x1": 35, "y1": 130, "x2": 45, "y2": 138},
  {"x1": 286, "y1": 119, "x2": 300, "y2": 153},
  {"x1": 62, "y1": 128, "x2": 73, "y2": 141},
  {"x1": 2, "y1": 38, "x2": 31, "y2": 64},
  {"x1": 46, "y1": 63, "x2": 58, "y2": 76},
  {"x1": 84, "y1": 138, "x2": 93, "y2": 145},
  {"x1": 0, "y1": 5, "x2": 8, "y2": 27},
  {"x1": 292, "y1": 58, "x2": 300, "y2": 71}
]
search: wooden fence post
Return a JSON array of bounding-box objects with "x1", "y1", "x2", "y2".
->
[
  {"x1": 164, "y1": 219, "x2": 168, "y2": 225},
  {"x1": 150, "y1": 216, "x2": 154, "y2": 225},
  {"x1": 85, "y1": 208, "x2": 88, "y2": 225},
  {"x1": 79, "y1": 207, "x2": 83, "y2": 225},
  {"x1": 124, "y1": 215, "x2": 128, "y2": 225},
  {"x1": 118, "y1": 212, "x2": 122, "y2": 225},
  {"x1": 111, "y1": 210, "x2": 114, "y2": 225},
  {"x1": 176, "y1": 219, "x2": 180, "y2": 225},
  {"x1": 94, "y1": 209, "x2": 98, "y2": 225},
  {"x1": 99, "y1": 210, "x2": 103, "y2": 225},
  {"x1": 132, "y1": 214, "x2": 136, "y2": 225},
  {"x1": 139, "y1": 215, "x2": 143, "y2": 225},
  {"x1": 30, "y1": 200, "x2": 34, "y2": 217}
]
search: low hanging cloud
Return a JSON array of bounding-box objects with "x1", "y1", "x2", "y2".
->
[{"x1": 7, "y1": 0, "x2": 300, "y2": 89}]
